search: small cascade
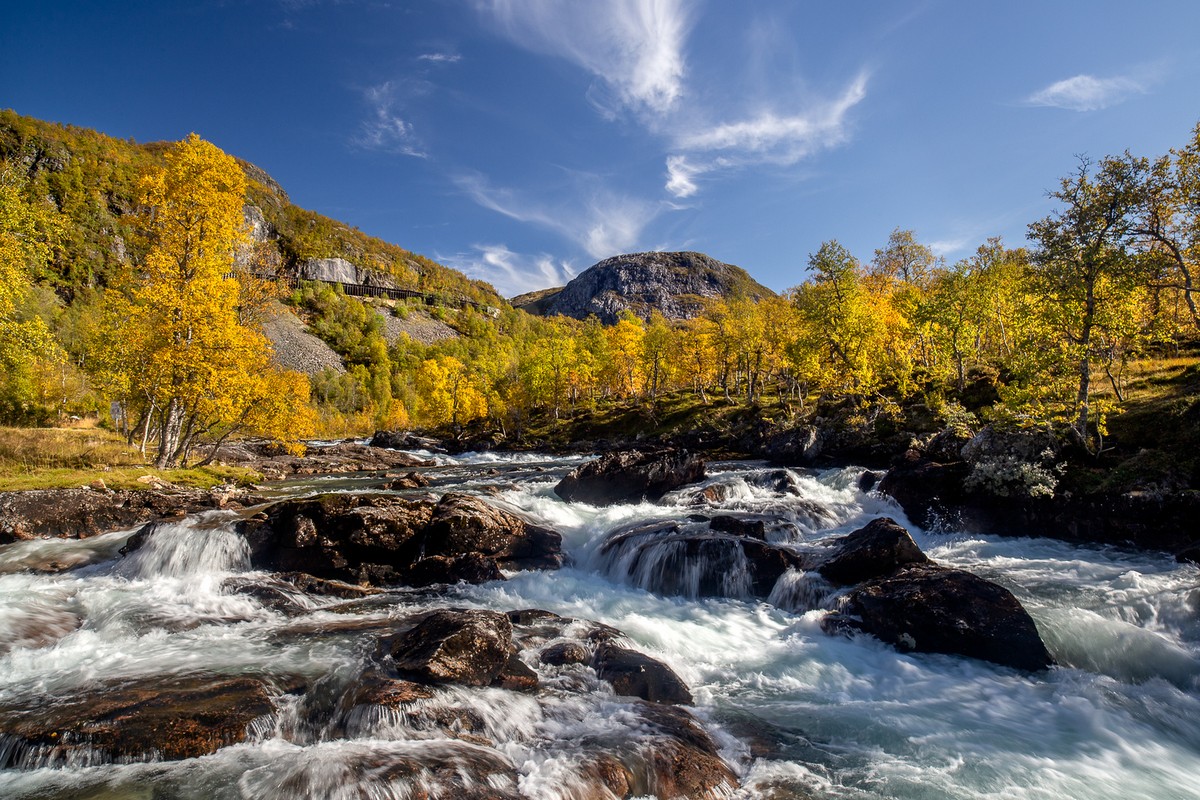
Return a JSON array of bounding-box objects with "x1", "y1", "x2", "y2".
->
[
  {"x1": 768, "y1": 569, "x2": 836, "y2": 613},
  {"x1": 116, "y1": 515, "x2": 250, "y2": 580}
]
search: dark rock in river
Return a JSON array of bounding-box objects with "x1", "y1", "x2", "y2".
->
[
  {"x1": 369, "y1": 430, "x2": 446, "y2": 453},
  {"x1": 826, "y1": 563, "x2": 1053, "y2": 671},
  {"x1": 592, "y1": 640, "x2": 693, "y2": 705},
  {"x1": 238, "y1": 492, "x2": 562, "y2": 587},
  {"x1": 388, "y1": 609, "x2": 515, "y2": 687},
  {"x1": 554, "y1": 448, "x2": 706, "y2": 506},
  {"x1": 0, "y1": 673, "x2": 302, "y2": 767},
  {"x1": 0, "y1": 487, "x2": 260, "y2": 543},
  {"x1": 539, "y1": 640, "x2": 591, "y2": 666},
  {"x1": 816, "y1": 516, "x2": 929, "y2": 585}
]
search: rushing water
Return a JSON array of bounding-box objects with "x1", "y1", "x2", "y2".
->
[{"x1": 1, "y1": 453, "x2": 1199, "y2": 799}]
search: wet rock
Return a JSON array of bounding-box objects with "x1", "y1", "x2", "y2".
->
[
  {"x1": 222, "y1": 575, "x2": 308, "y2": 614},
  {"x1": 825, "y1": 563, "x2": 1053, "y2": 671},
  {"x1": 858, "y1": 469, "x2": 885, "y2": 493},
  {"x1": 627, "y1": 703, "x2": 739, "y2": 798},
  {"x1": 493, "y1": 654, "x2": 539, "y2": 692},
  {"x1": 747, "y1": 468, "x2": 805, "y2": 495},
  {"x1": 404, "y1": 553, "x2": 506, "y2": 586},
  {"x1": 599, "y1": 521, "x2": 804, "y2": 600},
  {"x1": 709, "y1": 514, "x2": 768, "y2": 539},
  {"x1": 278, "y1": 572, "x2": 383, "y2": 599},
  {"x1": 1176, "y1": 542, "x2": 1200, "y2": 565},
  {"x1": 383, "y1": 471, "x2": 431, "y2": 490},
  {"x1": 877, "y1": 450, "x2": 973, "y2": 529},
  {"x1": 423, "y1": 493, "x2": 564, "y2": 571},
  {"x1": 554, "y1": 448, "x2": 706, "y2": 506},
  {"x1": 350, "y1": 675, "x2": 435, "y2": 709},
  {"x1": 592, "y1": 640, "x2": 692, "y2": 705},
  {"x1": 816, "y1": 517, "x2": 929, "y2": 585},
  {"x1": 539, "y1": 640, "x2": 591, "y2": 666},
  {"x1": 238, "y1": 492, "x2": 561, "y2": 588},
  {"x1": 0, "y1": 488, "x2": 262, "y2": 543},
  {"x1": 389, "y1": 609, "x2": 514, "y2": 687},
  {"x1": 369, "y1": 430, "x2": 446, "y2": 452},
  {"x1": 247, "y1": 741, "x2": 521, "y2": 800},
  {"x1": 0, "y1": 673, "x2": 302, "y2": 767}
]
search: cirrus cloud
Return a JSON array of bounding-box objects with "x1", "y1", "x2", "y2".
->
[
  {"x1": 1026, "y1": 73, "x2": 1144, "y2": 112},
  {"x1": 478, "y1": 0, "x2": 693, "y2": 116}
]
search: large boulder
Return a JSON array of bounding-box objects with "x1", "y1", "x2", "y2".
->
[
  {"x1": 0, "y1": 673, "x2": 302, "y2": 767},
  {"x1": 237, "y1": 492, "x2": 562, "y2": 587},
  {"x1": 816, "y1": 517, "x2": 929, "y2": 585},
  {"x1": 825, "y1": 563, "x2": 1052, "y2": 671},
  {"x1": 592, "y1": 640, "x2": 692, "y2": 705},
  {"x1": 388, "y1": 609, "x2": 515, "y2": 687},
  {"x1": 554, "y1": 448, "x2": 706, "y2": 506}
]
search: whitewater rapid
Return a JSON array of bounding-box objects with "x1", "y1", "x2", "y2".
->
[{"x1": 1, "y1": 453, "x2": 1198, "y2": 799}]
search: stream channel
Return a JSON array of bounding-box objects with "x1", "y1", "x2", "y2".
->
[{"x1": 1, "y1": 451, "x2": 1199, "y2": 798}]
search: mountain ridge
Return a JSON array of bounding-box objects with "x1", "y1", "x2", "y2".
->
[
  {"x1": 513, "y1": 250, "x2": 775, "y2": 324},
  {"x1": 0, "y1": 110, "x2": 502, "y2": 307}
]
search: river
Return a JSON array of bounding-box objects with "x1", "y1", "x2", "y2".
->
[{"x1": 1, "y1": 451, "x2": 1198, "y2": 799}]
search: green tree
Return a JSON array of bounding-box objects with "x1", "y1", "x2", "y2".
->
[{"x1": 1027, "y1": 156, "x2": 1141, "y2": 447}]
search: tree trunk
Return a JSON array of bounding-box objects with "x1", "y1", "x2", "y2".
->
[{"x1": 156, "y1": 398, "x2": 184, "y2": 469}]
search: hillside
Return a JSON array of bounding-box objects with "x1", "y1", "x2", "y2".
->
[
  {"x1": 0, "y1": 110, "x2": 502, "y2": 307},
  {"x1": 514, "y1": 251, "x2": 775, "y2": 324}
]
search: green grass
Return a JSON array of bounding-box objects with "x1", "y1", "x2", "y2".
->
[{"x1": 0, "y1": 427, "x2": 261, "y2": 491}]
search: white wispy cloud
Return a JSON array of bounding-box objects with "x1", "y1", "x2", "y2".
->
[
  {"x1": 456, "y1": 172, "x2": 660, "y2": 259},
  {"x1": 664, "y1": 155, "x2": 700, "y2": 199},
  {"x1": 354, "y1": 81, "x2": 427, "y2": 156},
  {"x1": 1026, "y1": 73, "x2": 1144, "y2": 112},
  {"x1": 479, "y1": 0, "x2": 692, "y2": 116},
  {"x1": 663, "y1": 72, "x2": 869, "y2": 197},
  {"x1": 418, "y1": 52, "x2": 462, "y2": 64},
  {"x1": 439, "y1": 244, "x2": 576, "y2": 297},
  {"x1": 928, "y1": 237, "x2": 970, "y2": 258}
]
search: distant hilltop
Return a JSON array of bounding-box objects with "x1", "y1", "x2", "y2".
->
[{"x1": 512, "y1": 251, "x2": 775, "y2": 325}]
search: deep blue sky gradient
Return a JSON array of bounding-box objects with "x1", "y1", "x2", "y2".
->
[{"x1": 4, "y1": 1, "x2": 1199, "y2": 296}]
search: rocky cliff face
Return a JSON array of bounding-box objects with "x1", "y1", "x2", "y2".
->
[{"x1": 515, "y1": 251, "x2": 774, "y2": 324}]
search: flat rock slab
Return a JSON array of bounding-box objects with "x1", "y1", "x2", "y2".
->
[
  {"x1": 0, "y1": 487, "x2": 260, "y2": 543},
  {"x1": 0, "y1": 673, "x2": 303, "y2": 767}
]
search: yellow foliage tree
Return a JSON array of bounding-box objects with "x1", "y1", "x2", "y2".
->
[
  {"x1": 0, "y1": 165, "x2": 64, "y2": 392},
  {"x1": 416, "y1": 355, "x2": 488, "y2": 430},
  {"x1": 108, "y1": 134, "x2": 312, "y2": 466}
]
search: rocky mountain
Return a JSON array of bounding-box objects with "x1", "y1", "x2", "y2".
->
[
  {"x1": 0, "y1": 110, "x2": 502, "y2": 307},
  {"x1": 512, "y1": 251, "x2": 775, "y2": 324}
]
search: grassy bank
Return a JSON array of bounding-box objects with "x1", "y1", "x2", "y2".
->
[{"x1": 0, "y1": 427, "x2": 260, "y2": 491}]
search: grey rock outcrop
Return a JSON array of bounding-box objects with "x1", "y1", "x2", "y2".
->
[
  {"x1": 297, "y1": 257, "x2": 398, "y2": 289},
  {"x1": 520, "y1": 251, "x2": 774, "y2": 324}
]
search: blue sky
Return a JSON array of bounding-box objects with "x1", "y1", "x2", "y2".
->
[{"x1": 4, "y1": 1, "x2": 1200, "y2": 297}]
